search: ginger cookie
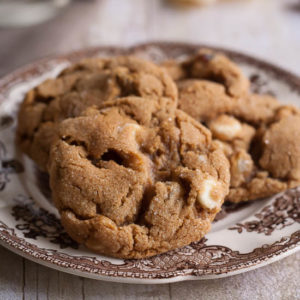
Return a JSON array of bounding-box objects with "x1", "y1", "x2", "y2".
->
[
  {"x1": 48, "y1": 104, "x2": 230, "y2": 258},
  {"x1": 17, "y1": 56, "x2": 177, "y2": 171},
  {"x1": 163, "y1": 49, "x2": 300, "y2": 203},
  {"x1": 179, "y1": 82, "x2": 296, "y2": 202},
  {"x1": 207, "y1": 110, "x2": 300, "y2": 203}
]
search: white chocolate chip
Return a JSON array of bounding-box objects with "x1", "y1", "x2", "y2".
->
[
  {"x1": 237, "y1": 157, "x2": 252, "y2": 173},
  {"x1": 198, "y1": 155, "x2": 207, "y2": 163},
  {"x1": 99, "y1": 107, "x2": 113, "y2": 113},
  {"x1": 197, "y1": 178, "x2": 220, "y2": 210},
  {"x1": 230, "y1": 149, "x2": 254, "y2": 187},
  {"x1": 213, "y1": 140, "x2": 233, "y2": 156},
  {"x1": 118, "y1": 123, "x2": 141, "y2": 133},
  {"x1": 118, "y1": 123, "x2": 141, "y2": 138},
  {"x1": 209, "y1": 115, "x2": 242, "y2": 141}
]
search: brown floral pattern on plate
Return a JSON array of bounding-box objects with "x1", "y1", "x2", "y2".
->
[
  {"x1": 249, "y1": 73, "x2": 276, "y2": 96},
  {"x1": 214, "y1": 201, "x2": 252, "y2": 222},
  {"x1": 229, "y1": 188, "x2": 300, "y2": 235},
  {"x1": 0, "y1": 217, "x2": 299, "y2": 279},
  {"x1": 0, "y1": 115, "x2": 14, "y2": 130},
  {"x1": 0, "y1": 141, "x2": 24, "y2": 191},
  {"x1": 12, "y1": 195, "x2": 78, "y2": 249}
]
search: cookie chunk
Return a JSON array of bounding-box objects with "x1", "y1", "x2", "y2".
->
[
  {"x1": 17, "y1": 56, "x2": 177, "y2": 170},
  {"x1": 162, "y1": 48, "x2": 250, "y2": 97},
  {"x1": 48, "y1": 106, "x2": 230, "y2": 258}
]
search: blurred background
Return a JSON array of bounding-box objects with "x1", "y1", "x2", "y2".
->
[{"x1": 0, "y1": 0, "x2": 299, "y2": 77}]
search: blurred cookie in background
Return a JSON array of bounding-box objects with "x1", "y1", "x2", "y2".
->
[
  {"x1": 168, "y1": 0, "x2": 218, "y2": 7},
  {"x1": 168, "y1": 0, "x2": 250, "y2": 7}
]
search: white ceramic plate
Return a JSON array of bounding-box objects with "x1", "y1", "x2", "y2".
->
[{"x1": 0, "y1": 42, "x2": 299, "y2": 284}]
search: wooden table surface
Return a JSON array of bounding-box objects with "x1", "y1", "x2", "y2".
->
[{"x1": 0, "y1": 0, "x2": 299, "y2": 299}]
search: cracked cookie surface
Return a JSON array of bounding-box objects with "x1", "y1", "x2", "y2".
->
[
  {"x1": 48, "y1": 105, "x2": 230, "y2": 258},
  {"x1": 17, "y1": 56, "x2": 177, "y2": 171}
]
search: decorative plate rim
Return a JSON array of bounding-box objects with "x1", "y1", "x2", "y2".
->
[
  {"x1": 0, "y1": 234, "x2": 299, "y2": 284},
  {"x1": 0, "y1": 42, "x2": 299, "y2": 284}
]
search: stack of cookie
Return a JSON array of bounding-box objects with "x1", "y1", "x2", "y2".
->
[{"x1": 17, "y1": 50, "x2": 300, "y2": 259}]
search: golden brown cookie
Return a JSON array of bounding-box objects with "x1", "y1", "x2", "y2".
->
[
  {"x1": 179, "y1": 93, "x2": 298, "y2": 203},
  {"x1": 210, "y1": 113, "x2": 293, "y2": 202},
  {"x1": 168, "y1": 0, "x2": 217, "y2": 6},
  {"x1": 48, "y1": 105, "x2": 230, "y2": 258},
  {"x1": 17, "y1": 56, "x2": 177, "y2": 171},
  {"x1": 206, "y1": 105, "x2": 300, "y2": 203},
  {"x1": 163, "y1": 52, "x2": 299, "y2": 203}
]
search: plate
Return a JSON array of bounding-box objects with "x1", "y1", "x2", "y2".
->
[{"x1": 0, "y1": 42, "x2": 299, "y2": 284}]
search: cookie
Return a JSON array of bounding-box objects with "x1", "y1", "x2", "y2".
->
[
  {"x1": 48, "y1": 105, "x2": 230, "y2": 258},
  {"x1": 179, "y1": 81, "x2": 297, "y2": 202},
  {"x1": 168, "y1": 0, "x2": 217, "y2": 6},
  {"x1": 203, "y1": 108, "x2": 300, "y2": 203},
  {"x1": 162, "y1": 48, "x2": 250, "y2": 97},
  {"x1": 226, "y1": 107, "x2": 300, "y2": 202},
  {"x1": 163, "y1": 51, "x2": 300, "y2": 202},
  {"x1": 17, "y1": 56, "x2": 177, "y2": 171}
]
